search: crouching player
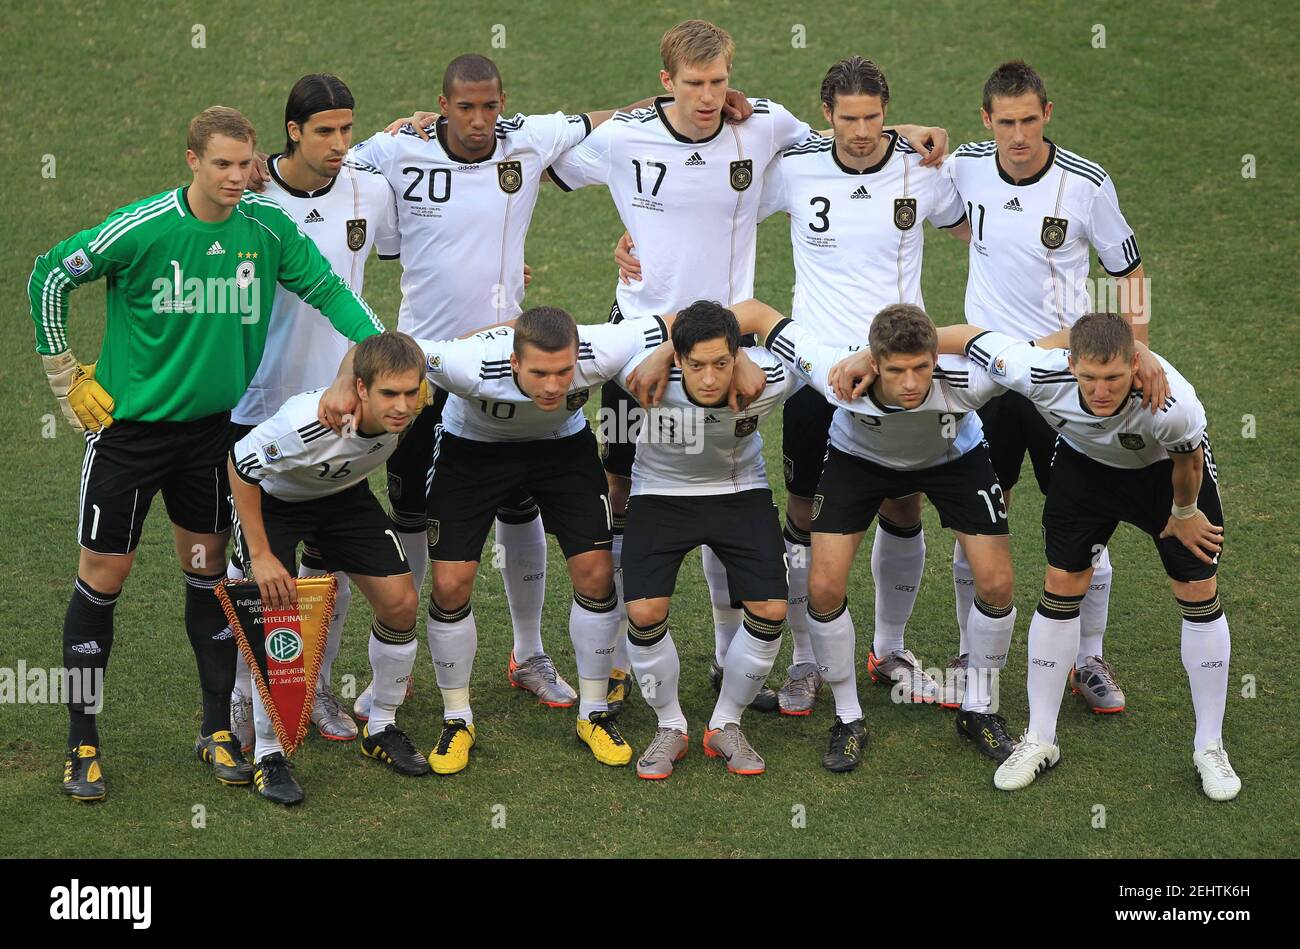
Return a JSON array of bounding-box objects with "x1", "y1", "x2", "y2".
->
[
  {"x1": 940, "y1": 314, "x2": 1239, "y2": 800},
  {"x1": 618, "y1": 302, "x2": 801, "y2": 778},
  {"x1": 228, "y1": 333, "x2": 430, "y2": 804},
  {"x1": 734, "y1": 299, "x2": 1020, "y2": 773}
]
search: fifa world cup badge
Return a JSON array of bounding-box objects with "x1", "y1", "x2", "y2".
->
[
  {"x1": 1041, "y1": 216, "x2": 1069, "y2": 249},
  {"x1": 893, "y1": 198, "x2": 918, "y2": 230},
  {"x1": 498, "y1": 160, "x2": 523, "y2": 194},
  {"x1": 346, "y1": 219, "x2": 367, "y2": 251},
  {"x1": 729, "y1": 159, "x2": 753, "y2": 191}
]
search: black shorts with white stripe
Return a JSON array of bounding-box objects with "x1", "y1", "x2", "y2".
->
[
  {"x1": 231, "y1": 480, "x2": 409, "y2": 578},
  {"x1": 976, "y1": 389, "x2": 1059, "y2": 494},
  {"x1": 1043, "y1": 436, "x2": 1223, "y2": 582},
  {"x1": 78, "y1": 411, "x2": 232, "y2": 554}
]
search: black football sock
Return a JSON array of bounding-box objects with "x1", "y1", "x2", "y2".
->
[
  {"x1": 184, "y1": 571, "x2": 235, "y2": 735},
  {"x1": 63, "y1": 578, "x2": 119, "y2": 748}
]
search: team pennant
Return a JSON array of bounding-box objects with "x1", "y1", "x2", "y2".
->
[{"x1": 215, "y1": 577, "x2": 337, "y2": 756}]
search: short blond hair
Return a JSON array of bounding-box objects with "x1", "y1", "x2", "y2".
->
[
  {"x1": 660, "y1": 19, "x2": 734, "y2": 78},
  {"x1": 187, "y1": 106, "x2": 256, "y2": 156}
]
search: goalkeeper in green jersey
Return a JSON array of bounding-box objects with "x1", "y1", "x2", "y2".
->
[{"x1": 28, "y1": 106, "x2": 385, "y2": 802}]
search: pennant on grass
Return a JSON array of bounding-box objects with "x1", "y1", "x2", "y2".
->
[{"x1": 215, "y1": 577, "x2": 337, "y2": 756}]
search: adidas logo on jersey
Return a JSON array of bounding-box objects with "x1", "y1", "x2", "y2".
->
[
  {"x1": 304, "y1": 208, "x2": 325, "y2": 223},
  {"x1": 206, "y1": 241, "x2": 225, "y2": 256},
  {"x1": 703, "y1": 413, "x2": 722, "y2": 423},
  {"x1": 1003, "y1": 197, "x2": 1023, "y2": 211},
  {"x1": 685, "y1": 151, "x2": 706, "y2": 166},
  {"x1": 851, "y1": 186, "x2": 871, "y2": 199}
]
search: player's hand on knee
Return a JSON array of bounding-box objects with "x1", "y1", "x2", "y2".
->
[
  {"x1": 729, "y1": 349, "x2": 767, "y2": 412},
  {"x1": 829, "y1": 350, "x2": 876, "y2": 402},
  {"x1": 253, "y1": 553, "x2": 297, "y2": 610},
  {"x1": 385, "y1": 111, "x2": 439, "y2": 139},
  {"x1": 1134, "y1": 345, "x2": 1170, "y2": 413},
  {"x1": 1160, "y1": 512, "x2": 1223, "y2": 564},
  {"x1": 614, "y1": 232, "x2": 641, "y2": 284},
  {"x1": 723, "y1": 88, "x2": 752, "y2": 125},
  {"x1": 67, "y1": 362, "x2": 115, "y2": 431},
  {"x1": 523, "y1": 262, "x2": 532, "y2": 287}
]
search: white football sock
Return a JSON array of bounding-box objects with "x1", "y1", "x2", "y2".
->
[
  {"x1": 710, "y1": 618, "x2": 783, "y2": 729},
  {"x1": 1025, "y1": 593, "x2": 1084, "y2": 745},
  {"x1": 427, "y1": 600, "x2": 477, "y2": 726},
  {"x1": 1179, "y1": 596, "x2": 1231, "y2": 752},
  {"x1": 251, "y1": 685, "x2": 283, "y2": 763},
  {"x1": 366, "y1": 622, "x2": 417, "y2": 733},
  {"x1": 808, "y1": 600, "x2": 862, "y2": 723},
  {"x1": 298, "y1": 565, "x2": 350, "y2": 691},
  {"x1": 496, "y1": 513, "x2": 547, "y2": 661},
  {"x1": 627, "y1": 622, "x2": 687, "y2": 733},
  {"x1": 225, "y1": 560, "x2": 253, "y2": 697},
  {"x1": 702, "y1": 546, "x2": 741, "y2": 665},
  {"x1": 611, "y1": 519, "x2": 630, "y2": 671},
  {"x1": 1078, "y1": 546, "x2": 1112, "y2": 666},
  {"x1": 953, "y1": 540, "x2": 975, "y2": 656},
  {"x1": 963, "y1": 597, "x2": 1016, "y2": 713},
  {"x1": 783, "y1": 526, "x2": 816, "y2": 667},
  {"x1": 871, "y1": 520, "x2": 925, "y2": 656},
  {"x1": 570, "y1": 588, "x2": 619, "y2": 718}
]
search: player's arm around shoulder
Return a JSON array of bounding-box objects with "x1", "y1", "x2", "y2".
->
[
  {"x1": 960, "y1": 329, "x2": 1046, "y2": 400},
  {"x1": 251, "y1": 195, "x2": 384, "y2": 342}
]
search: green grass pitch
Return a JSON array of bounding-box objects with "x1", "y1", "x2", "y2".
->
[{"x1": 1, "y1": 0, "x2": 1297, "y2": 858}]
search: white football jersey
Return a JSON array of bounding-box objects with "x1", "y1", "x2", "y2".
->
[
  {"x1": 758, "y1": 131, "x2": 965, "y2": 341},
  {"x1": 767, "y1": 319, "x2": 999, "y2": 470},
  {"x1": 613, "y1": 346, "x2": 801, "y2": 497},
  {"x1": 349, "y1": 112, "x2": 592, "y2": 338},
  {"x1": 231, "y1": 389, "x2": 403, "y2": 502},
  {"x1": 944, "y1": 139, "x2": 1141, "y2": 338},
  {"x1": 231, "y1": 156, "x2": 400, "y2": 425},
  {"x1": 965, "y1": 331, "x2": 1207, "y2": 469},
  {"x1": 547, "y1": 97, "x2": 811, "y2": 317},
  {"x1": 416, "y1": 317, "x2": 668, "y2": 442}
]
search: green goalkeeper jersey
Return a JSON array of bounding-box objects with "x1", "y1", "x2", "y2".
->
[{"x1": 28, "y1": 186, "x2": 386, "y2": 422}]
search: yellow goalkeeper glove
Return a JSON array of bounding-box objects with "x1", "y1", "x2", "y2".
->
[
  {"x1": 42, "y1": 351, "x2": 114, "y2": 431},
  {"x1": 69, "y1": 362, "x2": 115, "y2": 430}
]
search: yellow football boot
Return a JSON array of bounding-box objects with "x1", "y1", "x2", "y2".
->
[
  {"x1": 428, "y1": 718, "x2": 476, "y2": 775},
  {"x1": 576, "y1": 710, "x2": 633, "y2": 766}
]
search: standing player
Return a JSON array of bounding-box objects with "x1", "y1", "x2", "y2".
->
[
  {"x1": 228, "y1": 333, "x2": 429, "y2": 805},
  {"x1": 937, "y1": 61, "x2": 1148, "y2": 712},
  {"x1": 346, "y1": 54, "x2": 695, "y2": 711},
  {"x1": 752, "y1": 58, "x2": 966, "y2": 714},
  {"x1": 31, "y1": 106, "x2": 385, "y2": 801},
  {"x1": 937, "y1": 315, "x2": 1237, "y2": 801},
  {"x1": 227, "y1": 74, "x2": 401, "y2": 751},
  {"x1": 734, "y1": 299, "x2": 1021, "y2": 774},
  {"x1": 548, "y1": 22, "x2": 949, "y2": 707},
  {"x1": 615, "y1": 302, "x2": 801, "y2": 778}
]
